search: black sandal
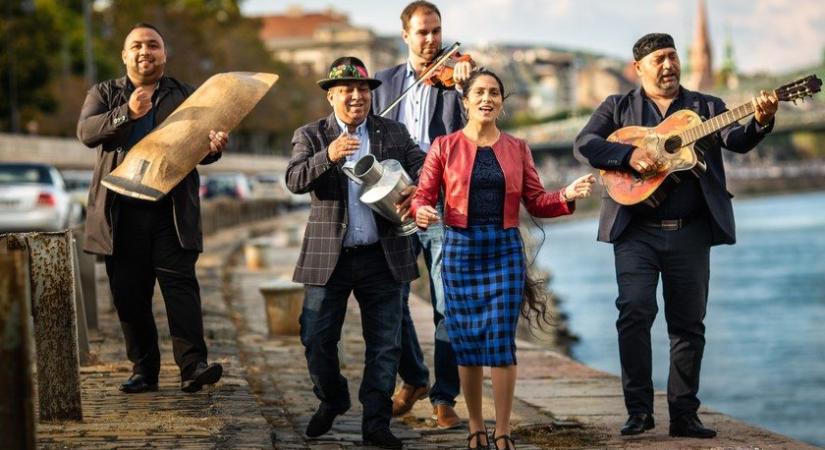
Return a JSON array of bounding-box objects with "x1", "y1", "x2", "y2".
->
[
  {"x1": 493, "y1": 433, "x2": 516, "y2": 450},
  {"x1": 467, "y1": 430, "x2": 491, "y2": 449}
]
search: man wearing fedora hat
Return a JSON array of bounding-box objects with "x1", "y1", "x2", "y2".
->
[{"x1": 285, "y1": 56, "x2": 426, "y2": 449}]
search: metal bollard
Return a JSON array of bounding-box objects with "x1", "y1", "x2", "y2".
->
[
  {"x1": 245, "y1": 237, "x2": 284, "y2": 270},
  {"x1": 259, "y1": 279, "x2": 303, "y2": 335},
  {"x1": 244, "y1": 239, "x2": 264, "y2": 270},
  {"x1": 18, "y1": 232, "x2": 84, "y2": 421},
  {"x1": 0, "y1": 236, "x2": 36, "y2": 450},
  {"x1": 72, "y1": 228, "x2": 98, "y2": 330},
  {"x1": 71, "y1": 235, "x2": 91, "y2": 366}
]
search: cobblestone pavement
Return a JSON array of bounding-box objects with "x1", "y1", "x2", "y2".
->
[
  {"x1": 226, "y1": 212, "x2": 818, "y2": 450},
  {"x1": 32, "y1": 212, "x2": 819, "y2": 449},
  {"x1": 225, "y1": 239, "x2": 543, "y2": 449},
  {"x1": 35, "y1": 224, "x2": 272, "y2": 449}
]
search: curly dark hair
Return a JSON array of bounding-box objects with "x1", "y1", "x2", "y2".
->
[{"x1": 521, "y1": 266, "x2": 556, "y2": 332}]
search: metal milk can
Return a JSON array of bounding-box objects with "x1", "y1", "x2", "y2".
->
[{"x1": 342, "y1": 154, "x2": 418, "y2": 236}]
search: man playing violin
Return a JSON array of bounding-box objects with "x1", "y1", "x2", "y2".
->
[
  {"x1": 371, "y1": 0, "x2": 474, "y2": 429},
  {"x1": 574, "y1": 33, "x2": 778, "y2": 439}
]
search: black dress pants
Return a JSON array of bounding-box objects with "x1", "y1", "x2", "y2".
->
[
  {"x1": 104, "y1": 198, "x2": 207, "y2": 381},
  {"x1": 300, "y1": 244, "x2": 403, "y2": 435},
  {"x1": 613, "y1": 217, "x2": 712, "y2": 420}
]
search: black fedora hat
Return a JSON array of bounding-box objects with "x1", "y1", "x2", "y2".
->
[{"x1": 317, "y1": 56, "x2": 382, "y2": 91}]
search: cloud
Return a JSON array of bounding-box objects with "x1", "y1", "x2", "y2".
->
[
  {"x1": 242, "y1": 0, "x2": 825, "y2": 73},
  {"x1": 716, "y1": 0, "x2": 825, "y2": 71}
]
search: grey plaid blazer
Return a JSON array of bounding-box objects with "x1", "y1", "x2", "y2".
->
[{"x1": 286, "y1": 113, "x2": 427, "y2": 286}]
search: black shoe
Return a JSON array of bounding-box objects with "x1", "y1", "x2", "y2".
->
[
  {"x1": 306, "y1": 403, "x2": 349, "y2": 438},
  {"x1": 119, "y1": 373, "x2": 158, "y2": 394},
  {"x1": 363, "y1": 428, "x2": 403, "y2": 449},
  {"x1": 181, "y1": 362, "x2": 223, "y2": 393},
  {"x1": 620, "y1": 413, "x2": 655, "y2": 435},
  {"x1": 669, "y1": 414, "x2": 717, "y2": 438}
]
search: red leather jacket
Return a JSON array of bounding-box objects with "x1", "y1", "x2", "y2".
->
[{"x1": 411, "y1": 130, "x2": 574, "y2": 229}]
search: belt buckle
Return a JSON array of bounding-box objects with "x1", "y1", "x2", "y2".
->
[{"x1": 661, "y1": 219, "x2": 681, "y2": 231}]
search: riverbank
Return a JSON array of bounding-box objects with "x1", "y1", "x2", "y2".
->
[
  {"x1": 225, "y1": 210, "x2": 819, "y2": 449},
  {"x1": 32, "y1": 210, "x2": 819, "y2": 449},
  {"x1": 538, "y1": 190, "x2": 825, "y2": 447}
]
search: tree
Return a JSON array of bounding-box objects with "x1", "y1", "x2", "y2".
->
[
  {"x1": 1, "y1": 0, "x2": 61, "y2": 132},
  {"x1": 3, "y1": 0, "x2": 328, "y2": 152},
  {"x1": 0, "y1": 0, "x2": 117, "y2": 135},
  {"x1": 93, "y1": 0, "x2": 327, "y2": 153}
]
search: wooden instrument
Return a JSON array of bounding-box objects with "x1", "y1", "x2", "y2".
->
[
  {"x1": 601, "y1": 75, "x2": 822, "y2": 206},
  {"x1": 379, "y1": 42, "x2": 465, "y2": 117},
  {"x1": 421, "y1": 49, "x2": 474, "y2": 89},
  {"x1": 102, "y1": 72, "x2": 278, "y2": 201}
]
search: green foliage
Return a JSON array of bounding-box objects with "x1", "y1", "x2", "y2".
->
[
  {"x1": 1, "y1": 0, "x2": 62, "y2": 130},
  {"x1": 1, "y1": 0, "x2": 329, "y2": 151},
  {"x1": 90, "y1": 0, "x2": 329, "y2": 152}
]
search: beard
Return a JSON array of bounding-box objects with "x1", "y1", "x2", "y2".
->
[{"x1": 130, "y1": 58, "x2": 165, "y2": 83}]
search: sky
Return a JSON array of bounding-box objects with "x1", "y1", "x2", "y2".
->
[{"x1": 242, "y1": 0, "x2": 825, "y2": 74}]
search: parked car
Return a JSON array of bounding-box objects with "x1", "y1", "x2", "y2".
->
[
  {"x1": 0, "y1": 162, "x2": 83, "y2": 232},
  {"x1": 250, "y1": 173, "x2": 286, "y2": 200},
  {"x1": 280, "y1": 176, "x2": 310, "y2": 208},
  {"x1": 60, "y1": 169, "x2": 93, "y2": 219},
  {"x1": 202, "y1": 172, "x2": 252, "y2": 200}
]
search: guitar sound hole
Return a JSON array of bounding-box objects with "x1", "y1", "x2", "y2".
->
[{"x1": 664, "y1": 136, "x2": 683, "y2": 153}]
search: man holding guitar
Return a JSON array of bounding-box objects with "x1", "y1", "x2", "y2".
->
[{"x1": 574, "y1": 33, "x2": 778, "y2": 439}]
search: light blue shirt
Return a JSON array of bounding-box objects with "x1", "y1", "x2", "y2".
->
[
  {"x1": 398, "y1": 61, "x2": 433, "y2": 153},
  {"x1": 335, "y1": 115, "x2": 379, "y2": 247}
]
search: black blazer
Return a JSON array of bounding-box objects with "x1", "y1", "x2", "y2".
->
[
  {"x1": 286, "y1": 113, "x2": 426, "y2": 285},
  {"x1": 371, "y1": 63, "x2": 465, "y2": 140},
  {"x1": 574, "y1": 87, "x2": 773, "y2": 245}
]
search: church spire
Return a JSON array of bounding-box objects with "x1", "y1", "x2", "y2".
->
[
  {"x1": 719, "y1": 27, "x2": 739, "y2": 89},
  {"x1": 687, "y1": 0, "x2": 714, "y2": 91}
]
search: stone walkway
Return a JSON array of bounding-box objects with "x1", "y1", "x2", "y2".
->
[
  {"x1": 224, "y1": 213, "x2": 544, "y2": 449},
  {"x1": 225, "y1": 211, "x2": 818, "y2": 450},
  {"x1": 35, "y1": 224, "x2": 272, "y2": 449},
  {"x1": 32, "y1": 211, "x2": 820, "y2": 449}
]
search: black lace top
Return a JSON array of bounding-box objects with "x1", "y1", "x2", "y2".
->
[{"x1": 468, "y1": 147, "x2": 505, "y2": 225}]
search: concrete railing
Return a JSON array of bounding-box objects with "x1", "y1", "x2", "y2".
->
[
  {"x1": 200, "y1": 198, "x2": 292, "y2": 235},
  {"x1": 0, "y1": 132, "x2": 289, "y2": 174}
]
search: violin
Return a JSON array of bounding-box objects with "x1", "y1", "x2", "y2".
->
[
  {"x1": 422, "y1": 50, "x2": 474, "y2": 89},
  {"x1": 379, "y1": 42, "x2": 472, "y2": 117}
]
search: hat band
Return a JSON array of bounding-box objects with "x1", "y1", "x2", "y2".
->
[{"x1": 328, "y1": 64, "x2": 369, "y2": 80}]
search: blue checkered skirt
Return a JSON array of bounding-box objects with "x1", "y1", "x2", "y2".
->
[{"x1": 442, "y1": 225, "x2": 524, "y2": 367}]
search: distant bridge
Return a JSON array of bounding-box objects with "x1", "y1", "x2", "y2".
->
[{"x1": 510, "y1": 106, "x2": 825, "y2": 159}]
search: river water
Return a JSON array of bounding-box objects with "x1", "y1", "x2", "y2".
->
[{"x1": 536, "y1": 190, "x2": 825, "y2": 446}]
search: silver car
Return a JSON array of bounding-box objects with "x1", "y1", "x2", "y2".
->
[{"x1": 0, "y1": 162, "x2": 82, "y2": 232}]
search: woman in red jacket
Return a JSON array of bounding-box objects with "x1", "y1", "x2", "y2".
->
[{"x1": 411, "y1": 69, "x2": 595, "y2": 449}]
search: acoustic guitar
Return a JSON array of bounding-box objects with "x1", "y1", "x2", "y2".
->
[{"x1": 600, "y1": 75, "x2": 822, "y2": 206}]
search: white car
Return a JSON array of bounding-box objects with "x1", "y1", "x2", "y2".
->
[
  {"x1": 61, "y1": 169, "x2": 94, "y2": 219},
  {"x1": 0, "y1": 163, "x2": 83, "y2": 232}
]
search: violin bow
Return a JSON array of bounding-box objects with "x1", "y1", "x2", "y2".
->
[{"x1": 379, "y1": 42, "x2": 461, "y2": 117}]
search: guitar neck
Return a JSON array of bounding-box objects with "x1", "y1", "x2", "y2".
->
[{"x1": 678, "y1": 101, "x2": 756, "y2": 145}]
